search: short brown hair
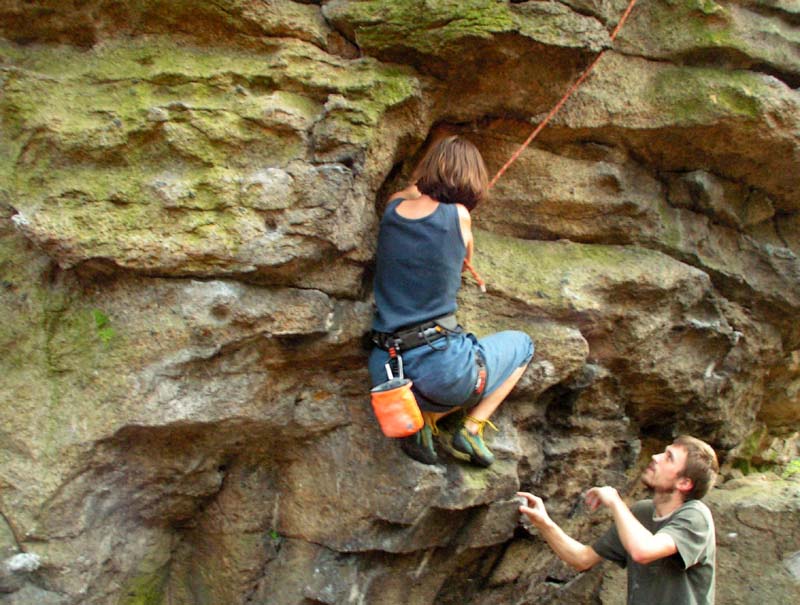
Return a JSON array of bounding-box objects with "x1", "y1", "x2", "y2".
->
[
  {"x1": 414, "y1": 135, "x2": 488, "y2": 211},
  {"x1": 674, "y1": 435, "x2": 719, "y2": 500}
]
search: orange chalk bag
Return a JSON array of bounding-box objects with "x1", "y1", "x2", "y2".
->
[{"x1": 370, "y1": 346, "x2": 423, "y2": 438}]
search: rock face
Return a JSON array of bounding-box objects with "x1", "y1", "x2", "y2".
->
[{"x1": 0, "y1": 1, "x2": 798, "y2": 604}]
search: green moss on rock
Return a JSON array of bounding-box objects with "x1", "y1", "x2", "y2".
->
[
  {"x1": 0, "y1": 225, "x2": 131, "y2": 466},
  {"x1": 119, "y1": 565, "x2": 169, "y2": 605},
  {"x1": 783, "y1": 458, "x2": 800, "y2": 479},
  {"x1": 327, "y1": 0, "x2": 513, "y2": 54},
  {"x1": 2, "y1": 36, "x2": 421, "y2": 273},
  {"x1": 1, "y1": 35, "x2": 418, "y2": 161},
  {"x1": 324, "y1": 0, "x2": 607, "y2": 56},
  {"x1": 650, "y1": 67, "x2": 767, "y2": 122},
  {"x1": 687, "y1": 0, "x2": 725, "y2": 16},
  {"x1": 472, "y1": 228, "x2": 705, "y2": 319},
  {"x1": 0, "y1": 230, "x2": 49, "y2": 373}
]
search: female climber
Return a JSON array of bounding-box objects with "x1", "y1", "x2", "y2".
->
[{"x1": 369, "y1": 135, "x2": 534, "y2": 467}]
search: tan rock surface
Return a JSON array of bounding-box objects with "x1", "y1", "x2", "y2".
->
[{"x1": 1, "y1": 2, "x2": 798, "y2": 604}]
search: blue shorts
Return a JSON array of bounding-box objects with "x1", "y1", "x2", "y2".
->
[{"x1": 369, "y1": 330, "x2": 533, "y2": 413}]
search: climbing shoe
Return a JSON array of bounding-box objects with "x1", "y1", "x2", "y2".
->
[
  {"x1": 452, "y1": 416, "x2": 498, "y2": 467},
  {"x1": 400, "y1": 414, "x2": 439, "y2": 465}
]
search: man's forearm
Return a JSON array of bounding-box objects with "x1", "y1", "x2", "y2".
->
[
  {"x1": 607, "y1": 499, "x2": 676, "y2": 564},
  {"x1": 537, "y1": 519, "x2": 600, "y2": 571}
]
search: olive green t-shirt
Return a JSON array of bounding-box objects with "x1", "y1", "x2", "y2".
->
[{"x1": 593, "y1": 499, "x2": 716, "y2": 605}]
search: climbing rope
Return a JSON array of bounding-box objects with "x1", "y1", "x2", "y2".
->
[
  {"x1": 462, "y1": 0, "x2": 640, "y2": 291},
  {"x1": 488, "y1": 0, "x2": 640, "y2": 189}
]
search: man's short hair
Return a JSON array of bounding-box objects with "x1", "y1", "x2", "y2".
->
[{"x1": 674, "y1": 435, "x2": 719, "y2": 500}]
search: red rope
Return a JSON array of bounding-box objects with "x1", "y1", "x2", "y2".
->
[{"x1": 488, "y1": 0, "x2": 640, "y2": 189}]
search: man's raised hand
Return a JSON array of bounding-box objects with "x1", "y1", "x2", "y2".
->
[{"x1": 584, "y1": 486, "x2": 620, "y2": 512}]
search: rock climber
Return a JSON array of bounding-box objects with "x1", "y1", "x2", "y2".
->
[
  {"x1": 369, "y1": 135, "x2": 534, "y2": 467},
  {"x1": 519, "y1": 435, "x2": 719, "y2": 604}
]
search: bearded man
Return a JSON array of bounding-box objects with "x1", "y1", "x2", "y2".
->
[{"x1": 519, "y1": 435, "x2": 719, "y2": 605}]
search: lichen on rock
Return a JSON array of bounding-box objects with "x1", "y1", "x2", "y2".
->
[{"x1": 1, "y1": 2, "x2": 799, "y2": 605}]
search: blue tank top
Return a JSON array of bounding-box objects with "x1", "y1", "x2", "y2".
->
[{"x1": 372, "y1": 198, "x2": 466, "y2": 333}]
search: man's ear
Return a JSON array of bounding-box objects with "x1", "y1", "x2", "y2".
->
[{"x1": 676, "y1": 476, "x2": 694, "y2": 496}]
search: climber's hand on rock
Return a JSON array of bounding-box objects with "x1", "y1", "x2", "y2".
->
[{"x1": 517, "y1": 491, "x2": 552, "y2": 529}]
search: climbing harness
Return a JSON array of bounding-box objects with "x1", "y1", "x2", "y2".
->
[
  {"x1": 370, "y1": 314, "x2": 459, "y2": 352},
  {"x1": 370, "y1": 321, "x2": 486, "y2": 434}
]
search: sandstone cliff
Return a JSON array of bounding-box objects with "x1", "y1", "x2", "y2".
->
[{"x1": 1, "y1": 2, "x2": 799, "y2": 604}]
